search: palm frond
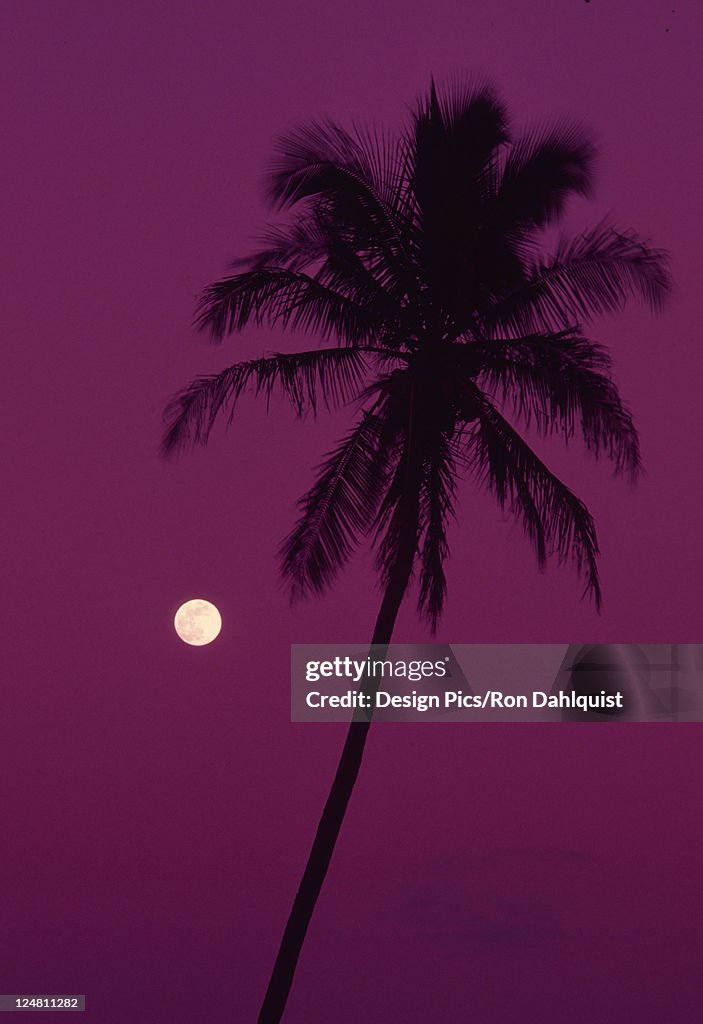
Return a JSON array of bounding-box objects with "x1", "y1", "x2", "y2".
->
[
  {"x1": 265, "y1": 120, "x2": 415, "y2": 287},
  {"x1": 484, "y1": 220, "x2": 671, "y2": 334},
  {"x1": 195, "y1": 267, "x2": 379, "y2": 344},
  {"x1": 493, "y1": 124, "x2": 595, "y2": 229},
  {"x1": 240, "y1": 210, "x2": 411, "y2": 350},
  {"x1": 246, "y1": 211, "x2": 333, "y2": 271},
  {"x1": 162, "y1": 347, "x2": 369, "y2": 456},
  {"x1": 249, "y1": 210, "x2": 396, "y2": 298},
  {"x1": 466, "y1": 392, "x2": 601, "y2": 607},
  {"x1": 473, "y1": 330, "x2": 640, "y2": 475},
  {"x1": 280, "y1": 409, "x2": 392, "y2": 596},
  {"x1": 267, "y1": 119, "x2": 398, "y2": 215},
  {"x1": 417, "y1": 435, "x2": 458, "y2": 630}
]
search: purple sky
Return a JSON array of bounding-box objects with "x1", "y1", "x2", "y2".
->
[{"x1": 3, "y1": 1, "x2": 703, "y2": 1020}]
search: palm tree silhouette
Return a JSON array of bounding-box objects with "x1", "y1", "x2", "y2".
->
[{"x1": 163, "y1": 80, "x2": 669, "y2": 1022}]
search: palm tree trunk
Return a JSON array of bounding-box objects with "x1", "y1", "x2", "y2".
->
[{"x1": 256, "y1": 502, "x2": 419, "y2": 1024}]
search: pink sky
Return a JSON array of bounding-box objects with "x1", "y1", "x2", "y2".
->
[{"x1": 3, "y1": 1, "x2": 702, "y2": 1020}]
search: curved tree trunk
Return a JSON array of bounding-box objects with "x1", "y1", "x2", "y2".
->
[{"x1": 256, "y1": 490, "x2": 420, "y2": 1024}]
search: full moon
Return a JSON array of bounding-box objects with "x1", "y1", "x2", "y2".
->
[{"x1": 174, "y1": 599, "x2": 222, "y2": 646}]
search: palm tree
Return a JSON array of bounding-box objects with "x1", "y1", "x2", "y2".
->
[{"x1": 163, "y1": 80, "x2": 669, "y2": 1022}]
